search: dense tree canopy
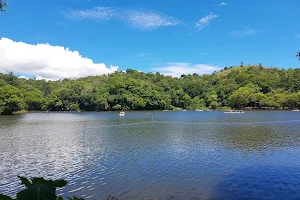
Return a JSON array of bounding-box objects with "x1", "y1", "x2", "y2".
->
[{"x1": 0, "y1": 65, "x2": 299, "y2": 114}]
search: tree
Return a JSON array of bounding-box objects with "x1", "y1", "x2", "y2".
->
[
  {"x1": 228, "y1": 85, "x2": 259, "y2": 109},
  {"x1": 296, "y1": 51, "x2": 300, "y2": 61},
  {"x1": 3, "y1": 72, "x2": 20, "y2": 86},
  {"x1": 43, "y1": 95, "x2": 63, "y2": 111},
  {"x1": 0, "y1": 65, "x2": 300, "y2": 112},
  {"x1": 0, "y1": 85, "x2": 25, "y2": 115},
  {"x1": 188, "y1": 96, "x2": 205, "y2": 110},
  {"x1": 0, "y1": 0, "x2": 7, "y2": 12},
  {"x1": 24, "y1": 90, "x2": 44, "y2": 111}
]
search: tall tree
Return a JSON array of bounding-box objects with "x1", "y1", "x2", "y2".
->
[
  {"x1": 0, "y1": 85, "x2": 25, "y2": 114},
  {"x1": 296, "y1": 51, "x2": 300, "y2": 61}
]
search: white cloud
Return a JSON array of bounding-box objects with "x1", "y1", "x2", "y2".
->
[
  {"x1": 19, "y1": 76, "x2": 29, "y2": 80},
  {"x1": 195, "y1": 13, "x2": 218, "y2": 31},
  {"x1": 229, "y1": 26, "x2": 257, "y2": 36},
  {"x1": 152, "y1": 62, "x2": 222, "y2": 77},
  {"x1": 0, "y1": 37, "x2": 118, "y2": 80},
  {"x1": 220, "y1": 2, "x2": 227, "y2": 6},
  {"x1": 66, "y1": 7, "x2": 117, "y2": 21},
  {"x1": 125, "y1": 9, "x2": 179, "y2": 30},
  {"x1": 65, "y1": 7, "x2": 179, "y2": 30},
  {"x1": 135, "y1": 53, "x2": 147, "y2": 58}
]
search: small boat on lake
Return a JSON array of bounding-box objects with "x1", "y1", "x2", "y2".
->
[
  {"x1": 196, "y1": 109, "x2": 203, "y2": 111},
  {"x1": 224, "y1": 110, "x2": 244, "y2": 114},
  {"x1": 119, "y1": 111, "x2": 125, "y2": 116},
  {"x1": 182, "y1": 109, "x2": 187, "y2": 111},
  {"x1": 292, "y1": 109, "x2": 299, "y2": 112}
]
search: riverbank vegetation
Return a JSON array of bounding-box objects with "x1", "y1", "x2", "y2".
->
[{"x1": 0, "y1": 65, "x2": 300, "y2": 115}]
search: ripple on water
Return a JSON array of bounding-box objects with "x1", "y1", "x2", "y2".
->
[
  {"x1": 213, "y1": 166, "x2": 300, "y2": 200},
  {"x1": 0, "y1": 112, "x2": 300, "y2": 199}
]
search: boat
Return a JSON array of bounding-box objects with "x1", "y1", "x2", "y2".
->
[
  {"x1": 292, "y1": 109, "x2": 300, "y2": 112},
  {"x1": 182, "y1": 109, "x2": 187, "y2": 111},
  {"x1": 224, "y1": 110, "x2": 244, "y2": 114},
  {"x1": 196, "y1": 109, "x2": 203, "y2": 111},
  {"x1": 206, "y1": 109, "x2": 212, "y2": 111},
  {"x1": 119, "y1": 111, "x2": 125, "y2": 116}
]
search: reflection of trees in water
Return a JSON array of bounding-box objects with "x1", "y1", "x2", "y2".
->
[
  {"x1": 210, "y1": 124, "x2": 299, "y2": 152},
  {"x1": 134, "y1": 122, "x2": 300, "y2": 154},
  {"x1": 213, "y1": 166, "x2": 300, "y2": 200}
]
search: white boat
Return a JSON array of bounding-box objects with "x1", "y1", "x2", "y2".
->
[
  {"x1": 196, "y1": 109, "x2": 203, "y2": 111},
  {"x1": 182, "y1": 109, "x2": 187, "y2": 111},
  {"x1": 224, "y1": 110, "x2": 244, "y2": 114},
  {"x1": 119, "y1": 111, "x2": 125, "y2": 116},
  {"x1": 292, "y1": 109, "x2": 299, "y2": 112}
]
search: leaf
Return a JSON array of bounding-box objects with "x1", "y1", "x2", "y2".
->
[
  {"x1": 50, "y1": 180, "x2": 67, "y2": 188},
  {"x1": 17, "y1": 176, "x2": 32, "y2": 187},
  {"x1": 57, "y1": 197, "x2": 63, "y2": 200},
  {"x1": 16, "y1": 184, "x2": 56, "y2": 200},
  {"x1": 30, "y1": 178, "x2": 67, "y2": 188},
  {"x1": 0, "y1": 194, "x2": 14, "y2": 200},
  {"x1": 67, "y1": 197, "x2": 84, "y2": 200}
]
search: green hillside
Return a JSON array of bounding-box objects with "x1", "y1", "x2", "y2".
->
[{"x1": 0, "y1": 66, "x2": 300, "y2": 114}]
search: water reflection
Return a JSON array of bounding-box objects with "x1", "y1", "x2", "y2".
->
[
  {"x1": 0, "y1": 111, "x2": 300, "y2": 199},
  {"x1": 213, "y1": 166, "x2": 300, "y2": 200}
]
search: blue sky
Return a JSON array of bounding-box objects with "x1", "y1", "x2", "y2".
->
[{"x1": 0, "y1": 0, "x2": 300, "y2": 79}]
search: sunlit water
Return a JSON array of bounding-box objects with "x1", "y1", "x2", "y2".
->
[{"x1": 1, "y1": 111, "x2": 300, "y2": 200}]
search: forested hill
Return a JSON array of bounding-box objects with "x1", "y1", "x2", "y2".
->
[{"x1": 0, "y1": 65, "x2": 300, "y2": 114}]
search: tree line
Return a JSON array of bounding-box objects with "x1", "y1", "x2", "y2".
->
[{"x1": 0, "y1": 65, "x2": 300, "y2": 114}]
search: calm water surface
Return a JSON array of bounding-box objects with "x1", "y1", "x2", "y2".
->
[{"x1": 0, "y1": 111, "x2": 300, "y2": 200}]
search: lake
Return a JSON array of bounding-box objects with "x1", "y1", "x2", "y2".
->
[{"x1": 0, "y1": 111, "x2": 300, "y2": 200}]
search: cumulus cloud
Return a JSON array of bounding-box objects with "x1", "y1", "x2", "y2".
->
[
  {"x1": 152, "y1": 62, "x2": 221, "y2": 77},
  {"x1": 195, "y1": 13, "x2": 218, "y2": 31},
  {"x1": 65, "y1": 7, "x2": 179, "y2": 30},
  {"x1": 0, "y1": 38, "x2": 118, "y2": 80}
]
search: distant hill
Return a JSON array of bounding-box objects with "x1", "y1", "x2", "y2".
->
[{"x1": 0, "y1": 66, "x2": 299, "y2": 114}]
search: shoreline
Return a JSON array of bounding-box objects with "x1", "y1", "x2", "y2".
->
[{"x1": 9, "y1": 108, "x2": 298, "y2": 115}]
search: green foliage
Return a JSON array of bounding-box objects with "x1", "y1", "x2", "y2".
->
[
  {"x1": 66, "y1": 197, "x2": 84, "y2": 200},
  {"x1": 0, "y1": 85, "x2": 25, "y2": 115},
  {"x1": 0, "y1": 194, "x2": 14, "y2": 200},
  {"x1": 0, "y1": 0, "x2": 7, "y2": 12},
  {"x1": 0, "y1": 176, "x2": 71, "y2": 200},
  {"x1": 24, "y1": 90, "x2": 44, "y2": 111},
  {"x1": 0, "y1": 176, "x2": 120, "y2": 200},
  {"x1": 0, "y1": 66, "x2": 300, "y2": 114}
]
